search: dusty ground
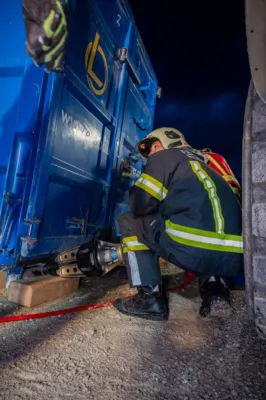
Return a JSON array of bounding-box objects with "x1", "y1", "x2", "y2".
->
[{"x1": 0, "y1": 264, "x2": 265, "y2": 400}]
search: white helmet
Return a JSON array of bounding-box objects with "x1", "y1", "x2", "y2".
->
[{"x1": 138, "y1": 127, "x2": 189, "y2": 158}]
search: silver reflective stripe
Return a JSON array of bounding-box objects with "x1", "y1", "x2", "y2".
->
[
  {"x1": 166, "y1": 227, "x2": 243, "y2": 249},
  {"x1": 137, "y1": 177, "x2": 167, "y2": 199},
  {"x1": 191, "y1": 161, "x2": 224, "y2": 234},
  {"x1": 128, "y1": 251, "x2": 141, "y2": 286},
  {"x1": 124, "y1": 241, "x2": 145, "y2": 247}
]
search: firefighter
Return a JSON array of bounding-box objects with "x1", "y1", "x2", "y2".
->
[
  {"x1": 22, "y1": 0, "x2": 68, "y2": 72},
  {"x1": 113, "y1": 128, "x2": 243, "y2": 320}
]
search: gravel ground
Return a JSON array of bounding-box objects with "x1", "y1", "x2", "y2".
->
[{"x1": 0, "y1": 265, "x2": 265, "y2": 400}]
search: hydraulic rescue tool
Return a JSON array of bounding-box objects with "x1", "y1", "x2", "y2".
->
[{"x1": 55, "y1": 239, "x2": 125, "y2": 278}]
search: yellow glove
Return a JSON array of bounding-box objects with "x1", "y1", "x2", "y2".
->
[{"x1": 22, "y1": 0, "x2": 68, "y2": 72}]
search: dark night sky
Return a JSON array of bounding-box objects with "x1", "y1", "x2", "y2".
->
[{"x1": 130, "y1": 0, "x2": 251, "y2": 180}]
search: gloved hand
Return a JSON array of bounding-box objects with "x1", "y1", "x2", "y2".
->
[{"x1": 22, "y1": 0, "x2": 68, "y2": 72}]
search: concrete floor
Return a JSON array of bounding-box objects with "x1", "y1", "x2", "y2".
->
[{"x1": 0, "y1": 265, "x2": 265, "y2": 400}]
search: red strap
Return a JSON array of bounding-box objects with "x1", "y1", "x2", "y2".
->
[{"x1": 0, "y1": 275, "x2": 196, "y2": 324}]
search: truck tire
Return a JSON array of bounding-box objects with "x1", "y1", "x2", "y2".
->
[{"x1": 243, "y1": 80, "x2": 266, "y2": 339}]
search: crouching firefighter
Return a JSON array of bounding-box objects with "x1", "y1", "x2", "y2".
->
[{"x1": 113, "y1": 128, "x2": 243, "y2": 320}]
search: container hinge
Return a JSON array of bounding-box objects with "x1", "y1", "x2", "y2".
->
[
  {"x1": 156, "y1": 87, "x2": 162, "y2": 99},
  {"x1": 23, "y1": 218, "x2": 42, "y2": 239},
  {"x1": 116, "y1": 48, "x2": 141, "y2": 85},
  {"x1": 20, "y1": 237, "x2": 38, "y2": 257}
]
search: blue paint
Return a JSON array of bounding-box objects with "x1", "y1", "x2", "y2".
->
[
  {"x1": 109, "y1": 248, "x2": 119, "y2": 263},
  {"x1": 230, "y1": 272, "x2": 245, "y2": 289},
  {"x1": 0, "y1": 0, "x2": 158, "y2": 285}
]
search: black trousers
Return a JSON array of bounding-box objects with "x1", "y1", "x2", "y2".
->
[
  {"x1": 118, "y1": 211, "x2": 239, "y2": 288},
  {"x1": 118, "y1": 211, "x2": 164, "y2": 287}
]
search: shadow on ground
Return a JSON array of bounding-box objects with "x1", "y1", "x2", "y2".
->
[{"x1": 0, "y1": 264, "x2": 191, "y2": 364}]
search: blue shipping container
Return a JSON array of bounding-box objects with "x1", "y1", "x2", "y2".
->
[{"x1": 0, "y1": 0, "x2": 159, "y2": 285}]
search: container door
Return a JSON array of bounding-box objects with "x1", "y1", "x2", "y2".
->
[
  {"x1": 0, "y1": 1, "x2": 55, "y2": 272},
  {"x1": 18, "y1": 0, "x2": 132, "y2": 260},
  {"x1": 110, "y1": 26, "x2": 159, "y2": 235}
]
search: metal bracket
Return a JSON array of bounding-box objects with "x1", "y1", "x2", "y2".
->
[
  {"x1": 116, "y1": 48, "x2": 141, "y2": 85},
  {"x1": 55, "y1": 246, "x2": 80, "y2": 265},
  {"x1": 56, "y1": 264, "x2": 85, "y2": 278}
]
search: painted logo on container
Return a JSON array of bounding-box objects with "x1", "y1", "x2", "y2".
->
[{"x1": 85, "y1": 32, "x2": 108, "y2": 96}]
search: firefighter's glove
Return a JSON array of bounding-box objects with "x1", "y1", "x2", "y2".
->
[{"x1": 22, "y1": 0, "x2": 68, "y2": 72}]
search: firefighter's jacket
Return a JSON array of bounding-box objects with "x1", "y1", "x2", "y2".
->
[{"x1": 129, "y1": 147, "x2": 243, "y2": 277}]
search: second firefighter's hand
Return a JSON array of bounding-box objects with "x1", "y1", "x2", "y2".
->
[{"x1": 22, "y1": 0, "x2": 68, "y2": 72}]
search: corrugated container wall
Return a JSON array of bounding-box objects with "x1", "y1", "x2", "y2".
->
[{"x1": 0, "y1": 0, "x2": 159, "y2": 285}]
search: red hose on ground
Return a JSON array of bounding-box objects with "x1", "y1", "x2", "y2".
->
[{"x1": 0, "y1": 273, "x2": 196, "y2": 324}]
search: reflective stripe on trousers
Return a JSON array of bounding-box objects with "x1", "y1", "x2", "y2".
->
[
  {"x1": 122, "y1": 235, "x2": 161, "y2": 287},
  {"x1": 165, "y1": 220, "x2": 243, "y2": 253}
]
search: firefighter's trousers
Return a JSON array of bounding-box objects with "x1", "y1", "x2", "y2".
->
[
  {"x1": 118, "y1": 211, "x2": 199, "y2": 287},
  {"x1": 118, "y1": 211, "x2": 242, "y2": 288},
  {"x1": 118, "y1": 211, "x2": 164, "y2": 287}
]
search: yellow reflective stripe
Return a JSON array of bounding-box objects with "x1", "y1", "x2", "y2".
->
[
  {"x1": 207, "y1": 155, "x2": 240, "y2": 186},
  {"x1": 44, "y1": 31, "x2": 68, "y2": 62},
  {"x1": 232, "y1": 187, "x2": 240, "y2": 196},
  {"x1": 165, "y1": 220, "x2": 243, "y2": 253},
  {"x1": 122, "y1": 236, "x2": 149, "y2": 253},
  {"x1": 122, "y1": 236, "x2": 138, "y2": 243},
  {"x1": 223, "y1": 175, "x2": 240, "y2": 185},
  {"x1": 135, "y1": 180, "x2": 163, "y2": 201},
  {"x1": 141, "y1": 174, "x2": 168, "y2": 197},
  {"x1": 134, "y1": 173, "x2": 168, "y2": 201},
  {"x1": 53, "y1": 1, "x2": 67, "y2": 37},
  {"x1": 166, "y1": 230, "x2": 243, "y2": 253},
  {"x1": 165, "y1": 220, "x2": 242, "y2": 241},
  {"x1": 43, "y1": 10, "x2": 55, "y2": 38},
  {"x1": 123, "y1": 245, "x2": 149, "y2": 253},
  {"x1": 207, "y1": 154, "x2": 227, "y2": 176},
  {"x1": 190, "y1": 161, "x2": 224, "y2": 234},
  {"x1": 43, "y1": 1, "x2": 66, "y2": 38}
]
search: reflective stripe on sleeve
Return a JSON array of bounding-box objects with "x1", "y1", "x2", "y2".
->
[{"x1": 134, "y1": 173, "x2": 168, "y2": 201}]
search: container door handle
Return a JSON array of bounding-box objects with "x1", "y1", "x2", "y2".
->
[{"x1": 117, "y1": 48, "x2": 141, "y2": 85}]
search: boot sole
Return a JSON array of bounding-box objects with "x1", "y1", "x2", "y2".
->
[
  {"x1": 113, "y1": 306, "x2": 168, "y2": 321},
  {"x1": 205, "y1": 299, "x2": 232, "y2": 319}
]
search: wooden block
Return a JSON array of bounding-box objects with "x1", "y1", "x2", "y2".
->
[
  {"x1": 0, "y1": 271, "x2": 6, "y2": 289},
  {"x1": 8, "y1": 276, "x2": 80, "y2": 307}
]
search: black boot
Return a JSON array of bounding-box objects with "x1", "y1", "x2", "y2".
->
[
  {"x1": 199, "y1": 277, "x2": 231, "y2": 318},
  {"x1": 113, "y1": 286, "x2": 168, "y2": 321}
]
